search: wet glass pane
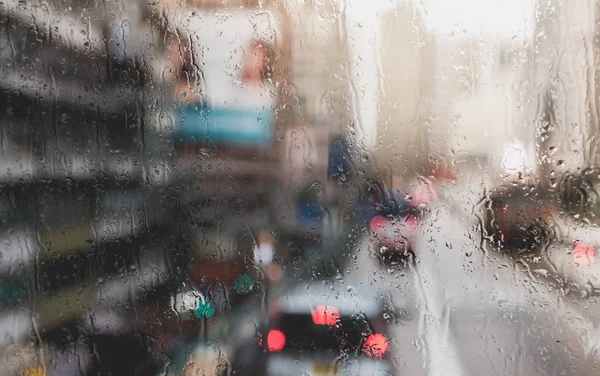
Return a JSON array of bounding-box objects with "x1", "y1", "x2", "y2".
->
[{"x1": 2, "y1": 0, "x2": 600, "y2": 375}]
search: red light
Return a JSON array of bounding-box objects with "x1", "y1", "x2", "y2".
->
[
  {"x1": 370, "y1": 215, "x2": 387, "y2": 233},
  {"x1": 574, "y1": 243, "x2": 595, "y2": 266},
  {"x1": 362, "y1": 333, "x2": 389, "y2": 359},
  {"x1": 267, "y1": 329, "x2": 286, "y2": 352},
  {"x1": 311, "y1": 305, "x2": 340, "y2": 326}
]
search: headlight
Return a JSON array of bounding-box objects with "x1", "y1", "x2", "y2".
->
[{"x1": 501, "y1": 143, "x2": 527, "y2": 174}]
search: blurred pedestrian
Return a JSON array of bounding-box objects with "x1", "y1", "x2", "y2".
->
[{"x1": 253, "y1": 230, "x2": 283, "y2": 282}]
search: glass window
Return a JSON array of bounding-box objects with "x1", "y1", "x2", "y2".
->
[{"x1": 2, "y1": 0, "x2": 600, "y2": 375}]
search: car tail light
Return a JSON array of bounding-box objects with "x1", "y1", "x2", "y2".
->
[
  {"x1": 573, "y1": 243, "x2": 595, "y2": 266},
  {"x1": 362, "y1": 333, "x2": 389, "y2": 359},
  {"x1": 311, "y1": 305, "x2": 340, "y2": 326},
  {"x1": 370, "y1": 215, "x2": 387, "y2": 233},
  {"x1": 267, "y1": 329, "x2": 286, "y2": 352}
]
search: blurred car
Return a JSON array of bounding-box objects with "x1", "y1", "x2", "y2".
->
[
  {"x1": 481, "y1": 138, "x2": 556, "y2": 253},
  {"x1": 484, "y1": 182, "x2": 555, "y2": 253},
  {"x1": 543, "y1": 236, "x2": 600, "y2": 296},
  {"x1": 369, "y1": 208, "x2": 418, "y2": 267},
  {"x1": 231, "y1": 282, "x2": 395, "y2": 376},
  {"x1": 358, "y1": 179, "x2": 421, "y2": 266},
  {"x1": 534, "y1": 168, "x2": 600, "y2": 294}
]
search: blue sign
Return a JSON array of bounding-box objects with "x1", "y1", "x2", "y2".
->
[{"x1": 174, "y1": 103, "x2": 274, "y2": 147}]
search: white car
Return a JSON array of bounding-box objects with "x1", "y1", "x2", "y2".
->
[
  {"x1": 232, "y1": 282, "x2": 397, "y2": 376},
  {"x1": 542, "y1": 216, "x2": 600, "y2": 294}
]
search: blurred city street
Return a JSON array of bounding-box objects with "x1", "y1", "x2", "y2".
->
[
  {"x1": 338, "y1": 163, "x2": 600, "y2": 375},
  {"x1": 3, "y1": 0, "x2": 600, "y2": 375},
  {"x1": 213, "y1": 162, "x2": 600, "y2": 375}
]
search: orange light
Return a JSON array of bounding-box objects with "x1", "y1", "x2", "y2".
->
[
  {"x1": 311, "y1": 305, "x2": 340, "y2": 326},
  {"x1": 23, "y1": 361, "x2": 46, "y2": 376},
  {"x1": 370, "y1": 215, "x2": 387, "y2": 233},
  {"x1": 267, "y1": 329, "x2": 286, "y2": 352},
  {"x1": 362, "y1": 333, "x2": 389, "y2": 359},
  {"x1": 573, "y1": 243, "x2": 595, "y2": 266}
]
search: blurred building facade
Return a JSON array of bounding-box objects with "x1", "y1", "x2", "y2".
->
[
  {"x1": 374, "y1": 4, "x2": 432, "y2": 182},
  {"x1": 287, "y1": 0, "x2": 352, "y2": 133},
  {"x1": 371, "y1": 0, "x2": 600, "y2": 186},
  {"x1": 534, "y1": 0, "x2": 600, "y2": 185}
]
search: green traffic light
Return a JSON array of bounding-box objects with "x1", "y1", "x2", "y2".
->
[
  {"x1": 195, "y1": 299, "x2": 215, "y2": 319},
  {"x1": 235, "y1": 274, "x2": 255, "y2": 294}
]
